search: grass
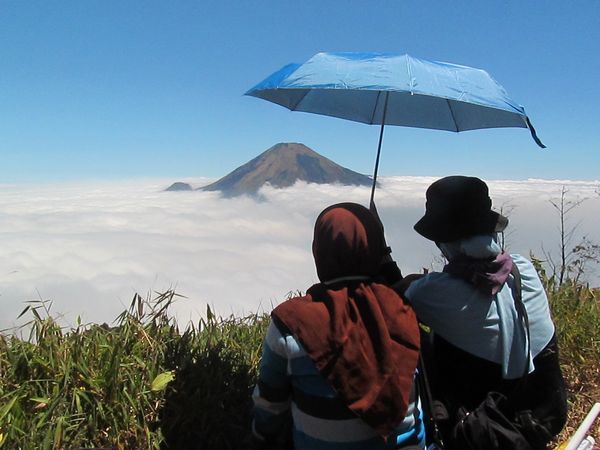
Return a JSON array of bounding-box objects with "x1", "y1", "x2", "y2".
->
[
  {"x1": 545, "y1": 282, "x2": 600, "y2": 445},
  {"x1": 0, "y1": 292, "x2": 269, "y2": 449},
  {"x1": 0, "y1": 274, "x2": 598, "y2": 449}
]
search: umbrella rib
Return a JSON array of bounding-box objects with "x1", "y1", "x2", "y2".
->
[
  {"x1": 288, "y1": 89, "x2": 312, "y2": 111},
  {"x1": 369, "y1": 91, "x2": 383, "y2": 125},
  {"x1": 446, "y1": 99, "x2": 459, "y2": 132}
]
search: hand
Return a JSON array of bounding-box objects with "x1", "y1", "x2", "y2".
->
[{"x1": 378, "y1": 257, "x2": 403, "y2": 285}]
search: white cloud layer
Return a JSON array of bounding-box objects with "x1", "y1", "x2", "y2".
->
[{"x1": 1, "y1": 177, "x2": 599, "y2": 331}]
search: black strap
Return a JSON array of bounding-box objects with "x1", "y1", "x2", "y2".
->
[
  {"x1": 417, "y1": 350, "x2": 446, "y2": 449},
  {"x1": 509, "y1": 263, "x2": 531, "y2": 381}
]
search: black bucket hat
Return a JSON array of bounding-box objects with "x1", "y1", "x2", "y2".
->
[{"x1": 414, "y1": 176, "x2": 508, "y2": 243}]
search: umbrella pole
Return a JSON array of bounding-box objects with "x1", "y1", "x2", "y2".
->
[{"x1": 369, "y1": 92, "x2": 389, "y2": 208}]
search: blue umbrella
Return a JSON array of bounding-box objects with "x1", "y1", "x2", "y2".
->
[{"x1": 246, "y1": 52, "x2": 545, "y2": 204}]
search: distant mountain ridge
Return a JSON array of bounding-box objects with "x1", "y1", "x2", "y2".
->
[
  {"x1": 165, "y1": 182, "x2": 193, "y2": 191},
  {"x1": 165, "y1": 143, "x2": 372, "y2": 196}
]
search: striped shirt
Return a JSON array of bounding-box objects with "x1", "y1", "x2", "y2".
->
[{"x1": 252, "y1": 320, "x2": 425, "y2": 450}]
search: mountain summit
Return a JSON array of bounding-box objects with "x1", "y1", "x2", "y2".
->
[{"x1": 200, "y1": 143, "x2": 372, "y2": 197}]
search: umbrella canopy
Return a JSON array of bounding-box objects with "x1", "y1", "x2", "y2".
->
[{"x1": 246, "y1": 52, "x2": 545, "y2": 203}]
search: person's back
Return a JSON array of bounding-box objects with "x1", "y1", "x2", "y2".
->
[
  {"x1": 406, "y1": 251, "x2": 566, "y2": 439},
  {"x1": 403, "y1": 176, "x2": 567, "y2": 449},
  {"x1": 255, "y1": 317, "x2": 424, "y2": 449},
  {"x1": 252, "y1": 202, "x2": 425, "y2": 449}
]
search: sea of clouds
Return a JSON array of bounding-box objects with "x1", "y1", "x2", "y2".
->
[{"x1": 1, "y1": 177, "x2": 599, "y2": 331}]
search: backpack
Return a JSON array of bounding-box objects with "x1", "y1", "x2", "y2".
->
[{"x1": 452, "y1": 392, "x2": 533, "y2": 450}]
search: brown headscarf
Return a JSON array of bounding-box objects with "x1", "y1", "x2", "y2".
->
[{"x1": 271, "y1": 203, "x2": 420, "y2": 437}]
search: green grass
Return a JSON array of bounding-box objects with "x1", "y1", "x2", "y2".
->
[
  {"x1": 0, "y1": 292, "x2": 269, "y2": 449},
  {"x1": 0, "y1": 274, "x2": 598, "y2": 449}
]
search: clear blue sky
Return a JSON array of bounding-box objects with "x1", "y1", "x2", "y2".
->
[{"x1": 1, "y1": 1, "x2": 599, "y2": 183}]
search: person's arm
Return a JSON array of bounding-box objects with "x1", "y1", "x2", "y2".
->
[{"x1": 252, "y1": 320, "x2": 293, "y2": 446}]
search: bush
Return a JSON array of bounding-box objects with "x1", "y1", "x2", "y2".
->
[{"x1": 0, "y1": 292, "x2": 269, "y2": 450}]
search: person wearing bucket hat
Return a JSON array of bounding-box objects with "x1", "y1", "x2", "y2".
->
[{"x1": 403, "y1": 176, "x2": 567, "y2": 449}]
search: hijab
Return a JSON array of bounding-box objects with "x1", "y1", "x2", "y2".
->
[{"x1": 271, "y1": 203, "x2": 420, "y2": 437}]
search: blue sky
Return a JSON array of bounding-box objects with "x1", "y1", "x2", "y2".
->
[{"x1": 1, "y1": 1, "x2": 599, "y2": 183}]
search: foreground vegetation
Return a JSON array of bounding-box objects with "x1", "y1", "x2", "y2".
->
[
  {"x1": 1, "y1": 275, "x2": 598, "y2": 449},
  {"x1": 539, "y1": 271, "x2": 600, "y2": 445},
  {"x1": 0, "y1": 292, "x2": 269, "y2": 449}
]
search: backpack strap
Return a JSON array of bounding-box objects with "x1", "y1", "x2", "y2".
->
[
  {"x1": 509, "y1": 262, "x2": 531, "y2": 381},
  {"x1": 417, "y1": 349, "x2": 447, "y2": 449}
]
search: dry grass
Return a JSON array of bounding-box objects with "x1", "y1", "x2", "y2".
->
[{"x1": 548, "y1": 281, "x2": 600, "y2": 445}]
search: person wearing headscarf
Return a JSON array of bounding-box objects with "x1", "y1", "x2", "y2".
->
[
  {"x1": 252, "y1": 202, "x2": 424, "y2": 449},
  {"x1": 402, "y1": 176, "x2": 567, "y2": 449}
]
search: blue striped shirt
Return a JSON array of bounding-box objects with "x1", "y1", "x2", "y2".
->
[{"x1": 252, "y1": 320, "x2": 425, "y2": 449}]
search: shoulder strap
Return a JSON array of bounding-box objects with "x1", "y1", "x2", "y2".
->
[
  {"x1": 417, "y1": 344, "x2": 447, "y2": 448},
  {"x1": 510, "y1": 262, "x2": 531, "y2": 381}
]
